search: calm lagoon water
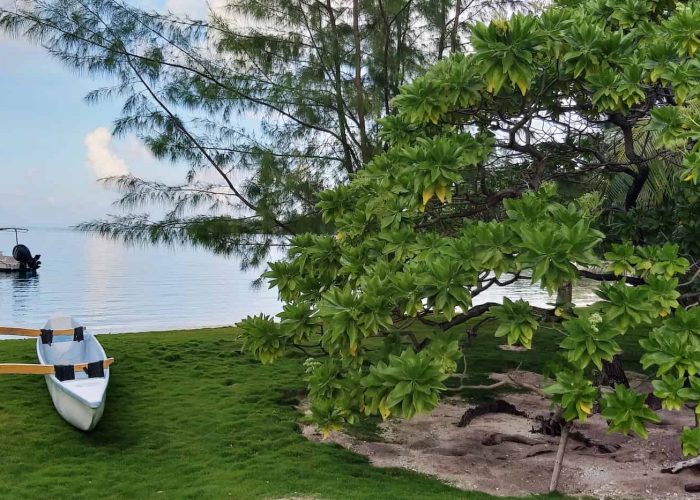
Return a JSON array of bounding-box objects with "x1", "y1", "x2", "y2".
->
[
  {"x1": 0, "y1": 228, "x2": 281, "y2": 335},
  {"x1": 0, "y1": 228, "x2": 599, "y2": 336}
]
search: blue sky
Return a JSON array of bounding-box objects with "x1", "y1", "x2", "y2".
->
[{"x1": 0, "y1": 0, "x2": 207, "y2": 227}]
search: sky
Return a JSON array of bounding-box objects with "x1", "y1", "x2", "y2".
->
[{"x1": 0, "y1": 0, "x2": 210, "y2": 228}]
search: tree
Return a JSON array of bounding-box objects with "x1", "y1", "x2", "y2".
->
[
  {"x1": 235, "y1": 0, "x2": 700, "y2": 492},
  {"x1": 0, "y1": 0, "x2": 524, "y2": 267}
]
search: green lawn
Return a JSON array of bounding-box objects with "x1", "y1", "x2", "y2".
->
[{"x1": 0, "y1": 328, "x2": 567, "y2": 500}]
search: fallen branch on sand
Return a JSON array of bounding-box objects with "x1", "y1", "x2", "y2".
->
[
  {"x1": 662, "y1": 456, "x2": 700, "y2": 474},
  {"x1": 482, "y1": 433, "x2": 545, "y2": 446},
  {"x1": 450, "y1": 370, "x2": 548, "y2": 398}
]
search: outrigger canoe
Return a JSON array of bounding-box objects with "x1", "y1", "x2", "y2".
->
[{"x1": 0, "y1": 317, "x2": 112, "y2": 431}]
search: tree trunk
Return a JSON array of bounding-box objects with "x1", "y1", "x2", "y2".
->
[
  {"x1": 608, "y1": 114, "x2": 650, "y2": 211},
  {"x1": 450, "y1": 0, "x2": 462, "y2": 53},
  {"x1": 377, "y1": 0, "x2": 391, "y2": 115},
  {"x1": 549, "y1": 422, "x2": 570, "y2": 492},
  {"x1": 602, "y1": 356, "x2": 630, "y2": 387},
  {"x1": 555, "y1": 282, "x2": 573, "y2": 311},
  {"x1": 324, "y1": 0, "x2": 357, "y2": 174},
  {"x1": 624, "y1": 163, "x2": 650, "y2": 210},
  {"x1": 352, "y1": 0, "x2": 370, "y2": 163},
  {"x1": 436, "y1": 1, "x2": 447, "y2": 60}
]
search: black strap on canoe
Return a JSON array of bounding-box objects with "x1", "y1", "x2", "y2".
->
[
  {"x1": 83, "y1": 361, "x2": 105, "y2": 379},
  {"x1": 40, "y1": 329, "x2": 53, "y2": 345},
  {"x1": 54, "y1": 365, "x2": 75, "y2": 382},
  {"x1": 73, "y1": 326, "x2": 85, "y2": 342}
]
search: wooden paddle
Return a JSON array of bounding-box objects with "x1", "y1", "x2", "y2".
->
[
  {"x1": 0, "y1": 326, "x2": 82, "y2": 337},
  {"x1": 0, "y1": 358, "x2": 114, "y2": 375}
]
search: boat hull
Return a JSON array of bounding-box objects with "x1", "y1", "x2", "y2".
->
[
  {"x1": 44, "y1": 376, "x2": 106, "y2": 431},
  {"x1": 0, "y1": 255, "x2": 20, "y2": 271}
]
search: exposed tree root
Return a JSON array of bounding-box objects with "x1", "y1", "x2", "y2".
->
[
  {"x1": 662, "y1": 456, "x2": 700, "y2": 474},
  {"x1": 482, "y1": 432, "x2": 544, "y2": 446},
  {"x1": 532, "y1": 412, "x2": 565, "y2": 436},
  {"x1": 569, "y1": 431, "x2": 619, "y2": 454},
  {"x1": 457, "y1": 399, "x2": 528, "y2": 427},
  {"x1": 686, "y1": 483, "x2": 700, "y2": 493},
  {"x1": 525, "y1": 448, "x2": 554, "y2": 457},
  {"x1": 531, "y1": 413, "x2": 618, "y2": 453},
  {"x1": 645, "y1": 393, "x2": 663, "y2": 410}
]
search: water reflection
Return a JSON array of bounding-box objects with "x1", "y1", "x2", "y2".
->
[
  {"x1": 473, "y1": 275, "x2": 600, "y2": 308},
  {"x1": 84, "y1": 233, "x2": 126, "y2": 326},
  {"x1": 0, "y1": 271, "x2": 39, "y2": 339},
  {"x1": 0, "y1": 270, "x2": 39, "y2": 311},
  {"x1": 1, "y1": 270, "x2": 39, "y2": 286}
]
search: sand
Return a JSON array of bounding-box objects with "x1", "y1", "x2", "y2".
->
[{"x1": 301, "y1": 372, "x2": 697, "y2": 499}]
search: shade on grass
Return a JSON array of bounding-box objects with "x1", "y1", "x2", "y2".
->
[
  {"x1": 440, "y1": 317, "x2": 647, "y2": 401},
  {"x1": 0, "y1": 328, "x2": 570, "y2": 499}
]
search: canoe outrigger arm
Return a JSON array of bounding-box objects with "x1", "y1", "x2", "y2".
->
[
  {"x1": 0, "y1": 326, "x2": 86, "y2": 344},
  {"x1": 0, "y1": 358, "x2": 114, "y2": 377}
]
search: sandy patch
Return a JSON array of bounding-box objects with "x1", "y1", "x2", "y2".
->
[{"x1": 300, "y1": 372, "x2": 698, "y2": 499}]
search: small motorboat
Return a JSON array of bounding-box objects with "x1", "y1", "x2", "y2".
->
[
  {"x1": 0, "y1": 227, "x2": 41, "y2": 272},
  {"x1": 0, "y1": 317, "x2": 113, "y2": 431}
]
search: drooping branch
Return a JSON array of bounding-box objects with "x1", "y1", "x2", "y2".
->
[
  {"x1": 123, "y1": 54, "x2": 296, "y2": 235},
  {"x1": 578, "y1": 269, "x2": 645, "y2": 286}
]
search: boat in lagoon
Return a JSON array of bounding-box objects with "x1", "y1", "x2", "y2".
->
[
  {"x1": 0, "y1": 317, "x2": 113, "y2": 431},
  {"x1": 0, "y1": 227, "x2": 41, "y2": 272}
]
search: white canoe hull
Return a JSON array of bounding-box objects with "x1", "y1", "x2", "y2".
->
[
  {"x1": 44, "y1": 376, "x2": 106, "y2": 431},
  {"x1": 36, "y1": 317, "x2": 110, "y2": 431}
]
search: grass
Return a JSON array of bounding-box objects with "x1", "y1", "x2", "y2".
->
[{"x1": 0, "y1": 328, "x2": 567, "y2": 500}]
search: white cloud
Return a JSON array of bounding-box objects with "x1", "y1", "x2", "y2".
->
[
  {"x1": 84, "y1": 127, "x2": 130, "y2": 179},
  {"x1": 115, "y1": 135, "x2": 156, "y2": 165}
]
